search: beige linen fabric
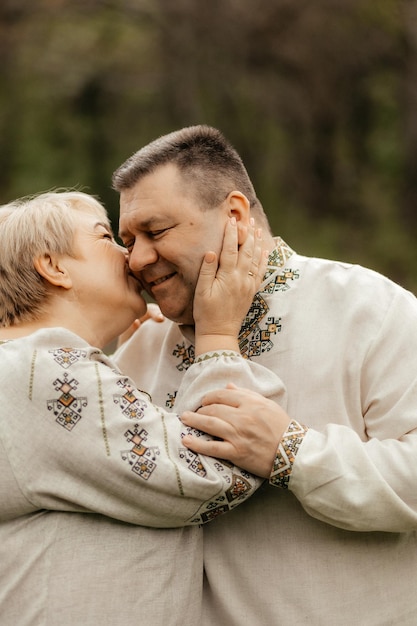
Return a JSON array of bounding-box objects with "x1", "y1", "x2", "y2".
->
[
  {"x1": 115, "y1": 240, "x2": 417, "y2": 625},
  {"x1": 0, "y1": 328, "x2": 285, "y2": 625}
]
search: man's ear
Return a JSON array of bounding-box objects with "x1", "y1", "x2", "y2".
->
[
  {"x1": 33, "y1": 253, "x2": 72, "y2": 289},
  {"x1": 225, "y1": 191, "x2": 251, "y2": 245}
]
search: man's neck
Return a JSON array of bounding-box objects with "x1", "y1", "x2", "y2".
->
[{"x1": 179, "y1": 324, "x2": 195, "y2": 343}]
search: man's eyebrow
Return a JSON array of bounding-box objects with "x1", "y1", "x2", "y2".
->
[{"x1": 118, "y1": 217, "x2": 168, "y2": 239}]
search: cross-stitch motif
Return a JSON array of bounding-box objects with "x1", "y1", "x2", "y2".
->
[
  {"x1": 47, "y1": 372, "x2": 87, "y2": 431},
  {"x1": 240, "y1": 313, "x2": 282, "y2": 358},
  {"x1": 269, "y1": 419, "x2": 308, "y2": 489},
  {"x1": 165, "y1": 391, "x2": 177, "y2": 409},
  {"x1": 121, "y1": 424, "x2": 160, "y2": 480},
  {"x1": 179, "y1": 425, "x2": 209, "y2": 477},
  {"x1": 48, "y1": 347, "x2": 88, "y2": 369},
  {"x1": 239, "y1": 293, "x2": 269, "y2": 344},
  {"x1": 200, "y1": 503, "x2": 230, "y2": 522},
  {"x1": 178, "y1": 426, "x2": 254, "y2": 522},
  {"x1": 263, "y1": 268, "x2": 300, "y2": 294},
  {"x1": 236, "y1": 241, "x2": 298, "y2": 358},
  {"x1": 113, "y1": 379, "x2": 148, "y2": 420},
  {"x1": 190, "y1": 472, "x2": 253, "y2": 523},
  {"x1": 173, "y1": 343, "x2": 195, "y2": 371},
  {"x1": 225, "y1": 473, "x2": 252, "y2": 502},
  {"x1": 179, "y1": 447, "x2": 207, "y2": 477},
  {"x1": 268, "y1": 237, "x2": 294, "y2": 268}
]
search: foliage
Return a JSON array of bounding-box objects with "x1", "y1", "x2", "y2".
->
[{"x1": 1, "y1": 0, "x2": 416, "y2": 291}]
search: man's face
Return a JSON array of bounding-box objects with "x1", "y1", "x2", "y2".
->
[{"x1": 119, "y1": 163, "x2": 228, "y2": 325}]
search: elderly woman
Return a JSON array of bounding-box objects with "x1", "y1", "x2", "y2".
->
[{"x1": 0, "y1": 191, "x2": 286, "y2": 625}]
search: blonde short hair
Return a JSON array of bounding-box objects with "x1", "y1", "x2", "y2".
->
[{"x1": 0, "y1": 191, "x2": 108, "y2": 326}]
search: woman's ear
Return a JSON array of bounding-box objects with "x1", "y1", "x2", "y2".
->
[
  {"x1": 226, "y1": 191, "x2": 251, "y2": 245},
  {"x1": 33, "y1": 253, "x2": 73, "y2": 289}
]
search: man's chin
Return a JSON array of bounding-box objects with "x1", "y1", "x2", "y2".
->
[
  {"x1": 165, "y1": 313, "x2": 194, "y2": 325},
  {"x1": 158, "y1": 305, "x2": 194, "y2": 326},
  {"x1": 149, "y1": 290, "x2": 194, "y2": 325}
]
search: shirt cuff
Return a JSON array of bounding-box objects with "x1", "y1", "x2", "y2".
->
[{"x1": 269, "y1": 419, "x2": 308, "y2": 489}]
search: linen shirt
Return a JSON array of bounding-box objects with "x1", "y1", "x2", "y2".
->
[
  {"x1": 0, "y1": 327, "x2": 284, "y2": 625},
  {"x1": 115, "y1": 238, "x2": 417, "y2": 625}
]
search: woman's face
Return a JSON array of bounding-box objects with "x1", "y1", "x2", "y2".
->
[{"x1": 66, "y1": 210, "x2": 147, "y2": 333}]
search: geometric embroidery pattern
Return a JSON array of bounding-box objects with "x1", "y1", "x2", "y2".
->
[
  {"x1": 237, "y1": 239, "x2": 297, "y2": 359},
  {"x1": 196, "y1": 350, "x2": 239, "y2": 362},
  {"x1": 199, "y1": 502, "x2": 230, "y2": 523},
  {"x1": 240, "y1": 314, "x2": 282, "y2": 358},
  {"x1": 113, "y1": 379, "x2": 148, "y2": 420},
  {"x1": 173, "y1": 342, "x2": 195, "y2": 372},
  {"x1": 238, "y1": 293, "x2": 270, "y2": 359},
  {"x1": 239, "y1": 293, "x2": 269, "y2": 342},
  {"x1": 165, "y1": 391, "x2": 177, "y2": 409},
  {"x1": 179, "y1": 424, "x2": 208, "y2": 478},
  {"x1": 191, "y1": 470, "x2": 254, "y2": 523},
  {"x1": 269, "y1": 419, "x2": 308, "y2": 489},
  {"x1": 178, "y1": 428, "x2": 257, "y2": 523},
  {"x1": 225, "y1": 473, "x2": 252, "y2": 502},
  {"x1": 260, "y1": 237, "x2": 296, "y2": 291},
  {"x1": 267, "y1": 237, "x2": 294, "y2": 269},
  {"x1": 47, "y1": 372, "x2": 87, "y2": 431},
  {"x1": 263, "y1": 268, "x2": 300, "y2": 293},
  {"x1": 121, "y1": 424, "x2": 160, "y2": 480},
  {"x1": 48, "y1": 347, "x2": 88, "y2": 369},
  {"x1": 179, "y1": 447, "x2": 207, "y2": 477}
]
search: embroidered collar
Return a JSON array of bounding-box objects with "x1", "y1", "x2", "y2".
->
[
  {"x1": 260, "y1": 237, "x2": 295, "y2": 292},
  {"x1": 238, "y1": 237, "x2": 295, "y2": 357}
]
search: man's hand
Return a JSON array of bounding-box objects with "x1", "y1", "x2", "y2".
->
[{"x1": 181, "y1": 383, "x2": 291, "y2": 478}]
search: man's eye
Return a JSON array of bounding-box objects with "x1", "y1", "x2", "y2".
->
[{"x1": 150, "y1": 228, "x2": 169, "y2": 238}]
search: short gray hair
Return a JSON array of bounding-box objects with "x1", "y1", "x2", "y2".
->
[
  {"x1": 0, "y1": 191, "x2": 107, "y2": 326},
  {"x1": 112, "y1": 125, "x2": 264, "y2": 214}
]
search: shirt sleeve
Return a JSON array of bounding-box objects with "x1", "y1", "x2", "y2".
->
[
  {"x1": 287, "y1": 289, "x2": 417, "y2": 533},
  {"x1": 1, "y1": 343, "x2": 265, "y2": 528},
  {"x1": 175, "y1": 349, "x2": 287, "y2": 412}
]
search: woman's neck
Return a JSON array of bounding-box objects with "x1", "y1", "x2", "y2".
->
[{"x1": 0, "y1": 320, "x2": 47, "y2": 340}]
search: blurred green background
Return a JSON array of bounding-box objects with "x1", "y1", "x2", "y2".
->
[{"x1": 1, "y1": 0, "x2": 417, "y2": 291}]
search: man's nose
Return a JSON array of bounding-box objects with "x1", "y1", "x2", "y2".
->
[{"x1": 128, "y1": 238, "x2": 159, "y2": 272}]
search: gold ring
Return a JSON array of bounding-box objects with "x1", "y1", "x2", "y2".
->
[{"x1": 248, "y1": 271, "x2": 255, "y2": 277}]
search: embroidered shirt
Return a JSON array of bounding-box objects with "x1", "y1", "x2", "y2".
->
[{"x1": 114, "y1": 238, "x2": 417, "y2": 625}]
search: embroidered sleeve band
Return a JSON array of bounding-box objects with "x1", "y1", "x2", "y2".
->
[
  {"x1": 195, "y1": 350, "x2": 240, "y2": 363},
  {"x1": 269, "y1": 419, "x2": 308, "y2": 489}
]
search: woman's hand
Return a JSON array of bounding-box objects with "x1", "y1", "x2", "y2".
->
[
  {"x1": 181, "y1": 383, "x2": 291, "y2": 478},
  {"x1": 193, "y1": 217, "x2": 268, "y2": 355}
]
